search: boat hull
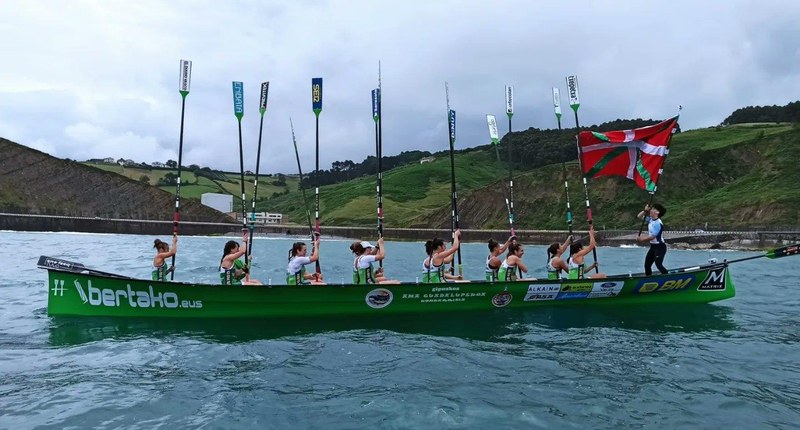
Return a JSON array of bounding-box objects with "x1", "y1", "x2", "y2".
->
[{"x1": 43, "y1": 264, "x2": 736, "y2": 318}]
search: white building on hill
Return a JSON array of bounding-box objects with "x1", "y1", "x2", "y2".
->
[{"x1": 201, "y1": 193, "x2": 233, "y2": 214}]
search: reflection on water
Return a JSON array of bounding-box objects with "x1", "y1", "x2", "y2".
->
[{"x1": 48, "y1": 304, "x2": 736, "y2": 347}]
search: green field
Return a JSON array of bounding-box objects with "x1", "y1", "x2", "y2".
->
[
  {"x1": 85, "y1": 164, "x2": 299, "y2": 203},
  {"x1": 83, "y1": 123, "x2": 800, "y2": 229}
]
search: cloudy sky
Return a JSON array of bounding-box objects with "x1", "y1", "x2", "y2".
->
[{"x1": 1, "y1": 0, "x2": 798, "y2": 174}]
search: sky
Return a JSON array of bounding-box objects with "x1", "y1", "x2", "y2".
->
[{"x1": 1, "y1": 0, "x2": 799, "y2": 174}]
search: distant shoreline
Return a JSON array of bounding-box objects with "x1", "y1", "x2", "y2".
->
[{"x1": 1, "y1": 213, "x2": 797, "y2": 251}]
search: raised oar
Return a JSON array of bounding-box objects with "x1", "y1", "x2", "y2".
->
[
  {"x1": 232, "y1": 81, "x2": 249, "y2": 267},
  {"x1": 445, "y1": 82, "x2": 462, "y2": 278},
  {"x1": 552, "y1": 87, "x2": 562, "y2": 130},
  {"x1": 170, "y1": 59, "x2": 191, "y2": 280},
  {"x1": 555, "y1": 87, "x2": 575, "y2": 259},
  {"x1": 562, "y1": 162, "x2": 574, "y2": 260},
  {"x1": 504, "y1": 85, "x2": 516, "y2": 236},
  {"x1": 289, "y1": 118, "x2": 317, "y2": 266},
  {"x1": 372, "y1": 86, "x2": 384, "y2": 269},
  {"x1": 247, "y1": 81, "x2": 269, "y2": 279},
  {"x1": 567, "y1": 74, "x2": 599, "y2": 273},
  {"x1": 311, "y1": 77, "x2": 323, "y2": 280},
  {"x1": 486, "y1": 114, "x2": 514, "y2": 237}
]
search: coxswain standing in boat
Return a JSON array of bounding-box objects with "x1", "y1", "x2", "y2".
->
[
  {"x1": 568, "y1": 228, "x2": 606, "y2": 279},
  {"x1": 351, "y1": 238, "x2": 400, "y2": 285},
  {"x1": 637, "y1": 203, "x2": 669, "y2": 275},
  {"x1": 545, "y1": 235, "x2": 573, "y2": 280},
  {"x1": 152, "y1": 235, "x2": 177, "y2": 281},
  {"x1": 286, "y1": 240, "x2": 325, "y2": 285},
  {"x1": 497, "y1": 243, "x2": 536, "y2": 281},
  {"x1": 422, "y1": 230, "x2": 462, "y2": 283},
  {"x1": 219, "y1": 233, "x2": 262, "y2": 285},
  {"x1": 485, "y1": 236, "x2": 515, "y2": 281}
]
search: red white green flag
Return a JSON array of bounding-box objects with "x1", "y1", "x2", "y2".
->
[{"x1": 578, "y1": 116, "x2": 679, "y2": 192}]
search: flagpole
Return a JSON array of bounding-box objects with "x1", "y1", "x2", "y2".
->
[
  {"x1": 504, "y1": 85, "x2": 515, "y2": 238},
  {"x1": 311, "y1": 77, "x2": 323, "y2": 280},
  {"x1": 231, "y1": 81, "x2": 249, "y2": 270},
  {"x1": 567, "y1": 74, "x2": 599, "y2": 273},
  {"x1": 637, "y1": 110, "x2": 681, "y2": 237},
  {"x1": 445, "y1": 82, "x2": 462, "y2": 278},
  {"x1": 170, "y1": 59, "x2": 191, "y2": 280}
]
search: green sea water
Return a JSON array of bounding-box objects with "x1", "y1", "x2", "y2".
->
[{"x1": 1, "y1": 231, "x2": 799, "y2": 429}]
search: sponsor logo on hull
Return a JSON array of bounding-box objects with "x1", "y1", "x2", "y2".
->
[
  {"x1": 588, "y1": 281, "x2": 624, "y2": 298},
  {"x1": 366, "y1": 288, "x2": 393, "y2": 309},
  {"x1": 71, "y1": 279, "x2": 202, "y2": 309},
  {"x1": 634, "y1": 275, "x2": 695, "y2": 294},
  {"x1": 697, "y1": 267, "x2": 727, "y2": 291},
  {"x1": 524, "y1": 284, "x2": 560, "y2": 301},
  {"x1": 492, "y1": 292, "x2": 513, "y2": 307}
]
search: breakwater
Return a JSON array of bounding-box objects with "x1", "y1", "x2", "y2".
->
[{"x1": 1, "y1": 213, "x2": 796, "y2": 248}]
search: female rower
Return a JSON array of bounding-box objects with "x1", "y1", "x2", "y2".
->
[
  {"x1": 546, "y1": 235, "x2": 573, "y2": 280},
  {"x1": 219, "y1": 233, "x2": 262, "y2": 285},
  {"x1": 351, "y1": 237, "x2": 400, "y2": 284},
  {"x1": 287, "y1": 240, "x2": 325, "y2": 285},
  {"x1": 422, "y1": 230, "x2": 462, "y2": 283},
  {"x1": 497, "y1": 243, "x2": 536, "y2": 281},
  {"x1": 152, "y1": 235, "x2": 177, "y2": 281},
  {"x1": 485, "y1": 236, "x2": 515, "y2": 281},
  {"x1": 568, "y1": 228, "x2": 606, "y2": 279}
]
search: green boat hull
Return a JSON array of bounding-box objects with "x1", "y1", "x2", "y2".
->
[{"x1": 42, "y1": 261, "x2": 736, "y2": 318}]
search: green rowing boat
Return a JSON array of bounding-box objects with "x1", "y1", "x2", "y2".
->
[
  {"x1": 37, "y1": 255, "x2": 758, "y2": 318},
  {"x1": 38, "y1": 244, "x2": 798, "y2": 318}
]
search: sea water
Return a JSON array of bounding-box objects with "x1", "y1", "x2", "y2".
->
[{"x1": 1, "y1": 231, "x2": 798, "y2": 429}]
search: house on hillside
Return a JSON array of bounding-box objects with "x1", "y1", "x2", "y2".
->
[
  {"x1": 151, "y1": 161, "x2": 165, "y2": 168},
  {"x1": 201, "y1": 193, "x2": 233, "y2": 213},
  {"x1": 232, "y1": 212, "x2": 284, "y2": 224},
  {"x1": 419, "y1": 156, "x2": 435, "y2": 164}
]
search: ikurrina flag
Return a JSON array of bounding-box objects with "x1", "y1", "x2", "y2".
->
[{"x1": 578, "y1": 116, "x2": 679, "y2": 192}]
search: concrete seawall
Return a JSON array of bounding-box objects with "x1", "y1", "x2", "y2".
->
[{"x1": 1, "y1": 213, "x2": 797, "y2": 248}]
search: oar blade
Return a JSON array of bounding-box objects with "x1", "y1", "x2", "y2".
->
[{"x1": 767, "y1": 244, "x2": 800, "y2": 259}]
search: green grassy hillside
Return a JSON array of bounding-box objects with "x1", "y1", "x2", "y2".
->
[
  {"x1": 261, "y1": 123, "x2": 800, "y2": 229},
  {"x1": 85, "y1": 164, "x2": 299, "y2": 203}
]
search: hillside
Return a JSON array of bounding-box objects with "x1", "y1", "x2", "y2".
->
[
  {"x1": 262, "y1": 123, "x2": 800, "y2": 230},
  {"x1": 0, "y1": 138, "x2": 233, "y2": 222},
  {"x1": 84, "y1": 163, "x2": 299, "y2": 202}
]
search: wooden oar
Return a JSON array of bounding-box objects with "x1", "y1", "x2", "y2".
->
[
  {"x1": 372, "y1": 84, "x2": 385, "y2": 268},
  {"x1": 726, "y1": 243, "x2": 800, "y2": 264},
  {"x1": 248, "y1": 82, "x2": 269, "y2": 263},
  {"x1": 232, "y1": 81, "x2": 249, "y2": 271},
  {"x1": 37, "y1": 256, "x2": 131, "y2": 279},
  {"x1": 170, "y1": 59, "x2": 191, "y2": 280},
  {"x1": 445, "y1": 82, "x2": 462, "y2": 277},
  {"x1": 486, "y1": 114, "x2": 515, "y2": 237},
  {"x1": 621, "y1": 243, "x2": 800, "y2": 277},
  {"x1": 311, "y1": 77, "x2": 323, "y2": 279},
  {"x1": 568, "y1": 74, "x2": 599, "y2": 274},
  {"x1": 289, "y1": 118, "x2": 319, "y2": 269}
]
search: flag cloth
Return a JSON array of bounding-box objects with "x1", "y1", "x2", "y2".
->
[{"x1": 578, "y1": 116, "x2": 679, "y2": 192}]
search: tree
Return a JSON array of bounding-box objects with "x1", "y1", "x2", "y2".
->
[
  {"x1": 139, "y1": 175, "x2": 150, "y2": 184},
  {"x1": 166, "y1": 159, "x2": 177, "y2": 168}
]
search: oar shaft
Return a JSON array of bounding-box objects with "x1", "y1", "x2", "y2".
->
[
  {"x1": 573, "y1": 112, "x2": 600, "y2": 273},
  {"x1": 290, "y1": 119, "x2": 315, "y2": 238},
  {"x1": 171, "y1": 93, "x2": 187, "y2": 280}
]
